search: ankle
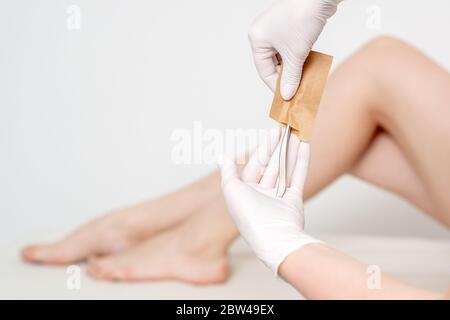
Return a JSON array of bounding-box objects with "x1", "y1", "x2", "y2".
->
[{"x1": 180, "y1": 202, "x2": 238, "y2": 256}]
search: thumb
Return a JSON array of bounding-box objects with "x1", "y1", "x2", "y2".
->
[
  {"x1": 279, "y1": 53, "x2": 307, "y2": 101},
  {"x1": 218, "y1": 155, "x2": 239, "y2": 188}
]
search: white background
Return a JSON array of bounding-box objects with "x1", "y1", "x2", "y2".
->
[{"x1": 1, "y1": 0, "x2": 449, "y2": 246}]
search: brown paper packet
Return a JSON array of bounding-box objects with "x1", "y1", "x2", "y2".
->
[{"x1": 269, "y1": 51, "x2": 333, "y2": 142}]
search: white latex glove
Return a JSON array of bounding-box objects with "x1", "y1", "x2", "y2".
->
[
  {"x1": 219, "y1": 127, "x2": 322, "y2": 274},
  {"x1": 249, "y1": 0, "x2": 342, "y2": 100}
]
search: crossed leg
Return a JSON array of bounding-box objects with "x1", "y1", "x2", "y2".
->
[
  {"x1": 22, "y1": 36, "x2": 450, "y2": 284},
  {"x1": 306, "y1": 36, "x2": 450, "y2": 226}
]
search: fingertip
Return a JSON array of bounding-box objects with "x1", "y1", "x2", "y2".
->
[{"x1": 280, "y1": 83, "x2": 298, "y2": 101}]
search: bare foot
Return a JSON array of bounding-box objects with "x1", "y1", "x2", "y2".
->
[
  {"x1": 87, "y1": 196, "x2": 238, "y2": 284},
  {"x1": 21, "y1": 174, "x2": 221, "y2": 264}
]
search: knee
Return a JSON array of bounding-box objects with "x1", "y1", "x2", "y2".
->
[
  {"x1": 363, "y1": 35, "x2": 406, "y2": 51},
  {"x1": 330, "y1": 36, "x2": 414, "y2": 106},
  {"x1": 331, "y1": 36, "x2": 407, "y2": 79},
  {"x1": 352, "y1": 35, "x2": 416, "y2": 70}
]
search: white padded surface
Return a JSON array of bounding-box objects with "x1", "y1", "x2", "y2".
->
[{"x1": 1, "y1": 234, "x2": 449, "y2": 299}]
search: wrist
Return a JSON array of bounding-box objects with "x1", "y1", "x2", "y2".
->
[
  {"x1": 277, "y1": 242, "x2": 326, "y2": 278},
  {"x1": 268, "y1": 233, "x2": 324, "y2": 275}
]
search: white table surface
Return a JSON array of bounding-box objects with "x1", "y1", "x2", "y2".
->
[{"x1": 1, "y1": 234, "x2": 449, "y2": 299}]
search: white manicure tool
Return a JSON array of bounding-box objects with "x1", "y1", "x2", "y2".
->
[{"x1": 276, "y1": 125, "x2": 290, "y2": 197}]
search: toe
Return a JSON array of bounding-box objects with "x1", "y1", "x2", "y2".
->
[
  {"x1": 21, "y1": 244, "x2": 65, "y2": 263},
  {"x1": 86, "y1": 256, "x2": 107, "y2": 279},
  {"x1": 21, "y1": 239, "x2": 92, "y2": 264},
  {"x1": 87, "y1": 256, "x2": 123, "y2": 281},
  {"x1": 87, "y1": 251, "x2": 154, "y2": 282},
  {"x1": 21, "y1": 245, "x2": 46, "y2": 263}
]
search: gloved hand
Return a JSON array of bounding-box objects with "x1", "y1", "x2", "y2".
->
[
  {"x1": 219, "y1": 127, "x2": 322, "y2": 274},
  {"x1": 249, "y1": 0, "x2": 342, "y2": 100}
]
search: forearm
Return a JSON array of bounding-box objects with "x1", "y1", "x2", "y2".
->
[{"x1": 278, "y1": 243, "x2": 441, "y2": 300}]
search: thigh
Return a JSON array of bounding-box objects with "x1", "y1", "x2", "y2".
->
[
  {"x1": 305, "y1": 45, "x2": 380, "y2": 199},
  {"x1": 361, "y1": 37, "x2": 450, "y2": 225},
  {"x1": 350, "y1": 131, "x2": 436, "y2": 218},
  {"x1": 305, "y1": 36, "x2": 450, "y2": 227}
]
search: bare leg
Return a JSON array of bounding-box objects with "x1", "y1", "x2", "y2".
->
[
  {"x1": 306, "y1": 36, "x2": 450, "y2": 226},
  {"x1": 23, "y1": 37, "x2": 450, "y2": 285},
  {"x1": 21, "y1": 174, "x2": 221, "y2": 264}
]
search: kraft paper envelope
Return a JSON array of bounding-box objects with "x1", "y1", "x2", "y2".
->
[{"x1": 270, "y1": 51, "x2": 333, "y2": 142}]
